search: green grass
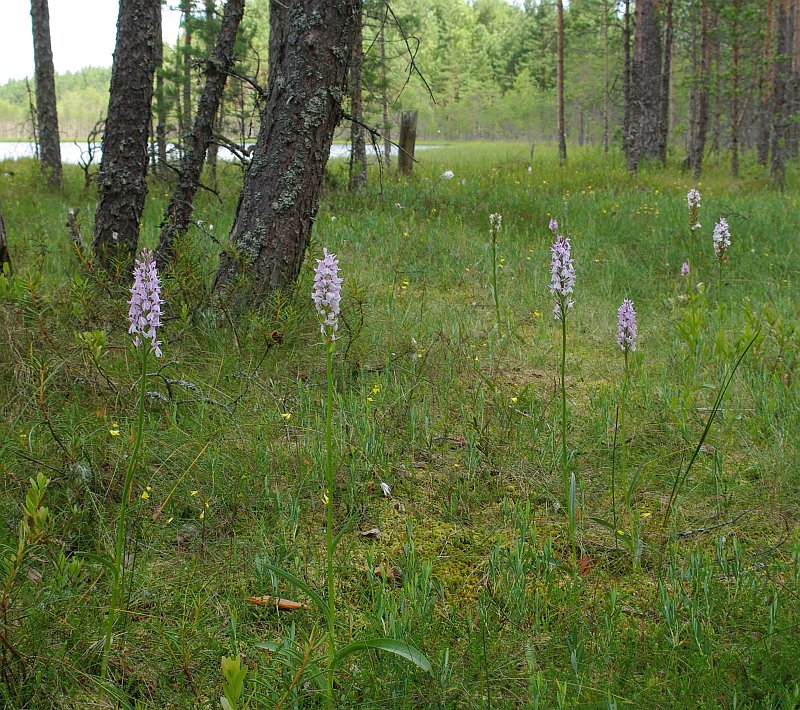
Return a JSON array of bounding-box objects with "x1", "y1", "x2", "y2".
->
[{"x1": 1, "y1": 143, "x2": 799, "y2": 708}]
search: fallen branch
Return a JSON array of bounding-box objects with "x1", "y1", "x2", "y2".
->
[{"x1": 676, "y1": 509, "x2": 752, "y2": 539}]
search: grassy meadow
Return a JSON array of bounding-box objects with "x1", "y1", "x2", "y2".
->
[{"x1": 1, "y1": 143, "x2": 799, "y2": 708}]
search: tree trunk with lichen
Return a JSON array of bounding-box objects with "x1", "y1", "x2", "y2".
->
[
  {"x1": 0, "y1": 201, "x2": 10, "y2": 274},
  {"x1": 156, "y1": 0, "x2": 244, "y2": 266},
  {"x1": 30, "y1": 0, "x2": 62, "y2": 188},
  {"x1": 214, "y1": 0, "x2": 360, "y2": 297},
  {"x1": 92, "y1": 0, "x2": 160, "y2": 268}
]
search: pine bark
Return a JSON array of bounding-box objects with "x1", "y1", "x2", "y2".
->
[
  {"x1": 92, "y1": 0, "x2": 161, "y2": 267},
  {"x1": 205, "y1": 0, "x2": 220, "y2": 186},
  {"x1": 688, "y1": 0, "x2": 711, "y2": 178},
  {"x1": 182, "y1": 0, "x2": 194, "y2": 145},
  {"x1": 632, "y1": 0, "x2": 662, "y2": 162},
  {"x1": 623, "y1": 0, "x2": 636, "y2": 172},
  {"x1": 214, "y1": 0, "x2": 361, "y2": 297},
  {"x1": 157, "y1": 0, "x2": 244, "y2": 265},
  {"x1": 657, "y1": 0, "x2": 674, "y2": 164},
  {"x1": 348, "y1": 9, "x2": 367, "y2": 190},
  {"x1": 556, "y1": 0, "x2": 567, "y2": 166},
  {"x1": 771, "y1": 0, "x2": 794, "y2": 189},
  {"x1": 30, "y1": 0, "x2": 62, "y2": 188},
  {"x1": 658, "y1": 0, "x2": 673, "y2": 165}
]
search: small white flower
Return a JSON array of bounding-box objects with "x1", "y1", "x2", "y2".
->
[
  {"x1": 527, "y1": 166, "x2": 532, "y2": 173},
  {"x1": 331, "y1": 216, "x2": 337, "y2": 222},
  {"x1": 441, "y1": 170, "x2": 454, "y2": 180},
  {"x1": 380, "y1": 482, "x2": 391, "y2": 497}
]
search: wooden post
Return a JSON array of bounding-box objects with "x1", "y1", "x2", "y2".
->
[
  {"x1": 397, "y1": 109, "x2": 418, "y2": 177},
  {"x1": 0, "y1": 201, "x2": 11, "y2": 274}
]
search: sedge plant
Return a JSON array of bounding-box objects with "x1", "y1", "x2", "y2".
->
[
  {"x1": 101, "y1": 248, "x2": 163, "y2": 678},
  {"x1": 548, "y1": 219, "x2": 576, "y2": 565}
]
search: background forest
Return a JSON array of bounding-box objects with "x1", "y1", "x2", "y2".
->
[{"x1": 0, "y1": 0, "x2": 790, "y2": 163}]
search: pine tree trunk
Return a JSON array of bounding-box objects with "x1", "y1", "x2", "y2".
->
[
  {"x1": 182, "y1": 0, "x2": 193, "y2": 144},
  {"x1": 556, "y1": 0, "x2": 567, "y2": 166},
  {"x1": 208, "y1": 101, "x2": 221, "y2": 189},
  {"x1": 771, "y1": 0, "x2": 793, "y2": 189},
  {"x1": 155, "y1": 25, "x2": 168, "y2": 177},
  {"x1": 0, "y1": 201, "x2": 10, "y2": 274},
  {"x1": 786, "y1": 0, "x2": 799, "y2": 158},
  {"x1": 657, "y1": 0, "x2": 674, "y2": 164},
  {"x1": 92, "y1": 0, "x2": 160, "y2": 267},
  {"x1": 731, "y1": 0, "x2": 741, "y2": 177},
  {"x1": 633, "y1": 0, "x2": 662, "y2": 162},
  {"x1": 157, "y1": 0, "x2": 244, "y2": 265},
  {"x1": 348, "y1": 8, "x2": 367, "y2": 191},
  {"x1": 205, "y1": 0, "x2": 220, "y2": 186},
  {"x1": 380, "y1": 3, "x2": 391, "y2": 169},
  {"x1": 710, "y1": 38, "x2": 722, "y2": 154},
  {"x1": 686, "y1": 13, "x2": 697, "y2": 169},
  {"x1": 214, "y1": 0, "x2": 360, "y2": 297},
  {"x1": 30, "y1": 0, "x2": 62, "y2": 188},
  {"x1": 689, "y1": 0, "x2": 711, "y2": 178},
  {"x1": 758, "y1": 0, "x2": 776, "y2": 166},
  {"x1": 623, "y1": 0, "x2": 636, "y2": 172}
]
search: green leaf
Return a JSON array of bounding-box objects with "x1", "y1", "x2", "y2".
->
[
  {"x1": 257, "y1": 562, "x2": 329, "y2": 624},
  {"x1": 332, "y1": 638, "x2": 432, "y2": 673}
]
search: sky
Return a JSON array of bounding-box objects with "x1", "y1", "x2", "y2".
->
[{"x1": 0, "y1": 1, "x2": 183, "y2": 85}]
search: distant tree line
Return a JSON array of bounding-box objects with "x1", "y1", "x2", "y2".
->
[
  {"x1": 2, "y1": 0, "x2": 798, "y2": 299},
  {"x1": 3, "y1": 1, "x2": 798, "y2": 179}
]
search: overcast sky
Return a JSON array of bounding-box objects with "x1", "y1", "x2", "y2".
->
[{"x1": 0, "y1": 1, "x2": 184, "y2": 85}]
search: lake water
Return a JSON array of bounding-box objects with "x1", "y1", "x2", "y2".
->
[{"x1": 0, "y1": 141, "x2": 421, "y2": 165}]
